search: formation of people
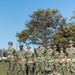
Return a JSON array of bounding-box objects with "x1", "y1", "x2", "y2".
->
[{"x1": 6, "y1": 40, "x2": 75, "y2": 75}]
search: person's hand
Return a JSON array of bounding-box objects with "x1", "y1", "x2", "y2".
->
[{"x1": 44, "y1": 56, "x2": 46, "y2": 60}]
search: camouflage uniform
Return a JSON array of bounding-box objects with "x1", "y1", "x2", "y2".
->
[
  {"x1": 58, "y1": 47, "x2": 66, "y2": 75},
  {"x1": 45, "y1": 43, "x2": 54, "y2": 75},
  {"x1": 50, "y1": 71, "x2": 61, "y2": 75},
  {"x1": 52, "y1": 45, "x2": 59, "y2": 74},
  {"x1": 65, "y1": 40, "x2": 75, "y2": 75},
  {"x1": 25, "y1": 46, "x2": 34, "y2": 75},
  {"x1": 34, "y1": 41, "x2": 45, "y2": 75},
  {"x1": 17, "y1": 44, "x2": 26, "y2": 75},
  {"x1": 6, "y1": 42, "x2": 16, "y2": 75}
]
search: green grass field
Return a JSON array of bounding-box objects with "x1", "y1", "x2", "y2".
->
[
  {"x1": 0, "y1": 61, "x2": 6, "y2": 75},
  {"x1": 0, "y1": 61, "x2": 17, "y2": 75}
]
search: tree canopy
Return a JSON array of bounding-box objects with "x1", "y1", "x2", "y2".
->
[{"x1": 17, "y1": 8, "x2": 75, "y2": 47}]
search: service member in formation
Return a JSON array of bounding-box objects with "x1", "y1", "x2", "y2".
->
[
  {"x1": 65, "y1": 40, "x2": 75, "y2": 75},
  {"x1": 52, "y1": 45, "x2": 60, "y2": 74},
  {"x1": 34, "y1": 41, "x2": 46, "y2": 75},
  {"x1": 25, "y1": 46, "x2": 34, "y2": 75},
  {"x1": 6, "y1": 42, "x2": 16, "y2": 75},
  {"x1": 58, "y1": 47, "x2": 66, "y2": 75},
  {"x1": 45, "y1": 43, "x2": 54, "y2": 75},
  {"x1": 17, "y1": 44, "x2": 26, "y2": 75}
]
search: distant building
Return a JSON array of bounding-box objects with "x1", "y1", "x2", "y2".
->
[{"x1": 0, "y1": 49, "x2": 6, "y2": 60}]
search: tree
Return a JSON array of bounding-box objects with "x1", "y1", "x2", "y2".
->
[
  {"x1": 52, "y1": 20, "x2": 75, "y2": 48},
  {"x1": 17, "y1": 8, "x2": 66, "y2": 45},
  {"x1": 17, "y1": 29, "x2": 30, "y2": 43}
]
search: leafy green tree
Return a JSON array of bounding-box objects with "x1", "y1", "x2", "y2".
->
[
  {"x1": 17, "y1": 8, "x2": 66, "y2": 45},
  {"x1": 17, "y1": 29, "x2": 30, "y2": 43},
  {"x1": 52, "y1": 23, "x2": 75, "y2": 48}
]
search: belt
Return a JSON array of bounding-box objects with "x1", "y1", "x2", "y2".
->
[
  {"x1": 7, "y1": 55, "x2": 13, "y2": 58},
  {"x1": 46, "y1": 59, "x2": 53, "y2": 62},
  {"x1": 28, "y1": 61, "x2": 33, "y2": 63},
  {"x1": 21, "y1": 59, "x2": 26, "y2": 61},
  {"x1": 66, "y1": 59, "x2": 71, "y2": 61},
  {"x1": 66, "y1": 59, "x2": 75, "y2": 62},
  {"x1": 37, "y1": 57, "x2": 44, "y2": 59},
  {"x1": 72, "y1": 59, "x2": 75, "y2": 63},
  {"x1": 54, "y1": 59, "x2": 58, "y2": 61},
  {"x1": 72, "y1": 59, "x2": 75, "y2": 61},
  {"x1": 18, "y1": 59, "x2": 26, "y2": 63}
]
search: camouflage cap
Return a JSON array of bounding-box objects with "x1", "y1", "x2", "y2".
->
[
  {"x1": 68, "y1": 40, "x2": 73, "y2": 44},
  {"x1": 38, "y1": 41, "x2": 42, "y2": 44},
  {"x1": 60, "y1": 47, "x2": 63, "y2": 50},
  {"x1": 46, "y1": 43, "x2": 51, "y2": 46},
  {"x1": 53, "y1": 45, "x2": 57, "y2": 48},
  {"x1": 19, "y1": 44, "x2": 23, "y2": 47},
  {"x1": 8, "y1": 42, "x2": 13, "y2": 45},
  {"x1": 27, "y1": 46, "x2": 31, "y2": 49}
]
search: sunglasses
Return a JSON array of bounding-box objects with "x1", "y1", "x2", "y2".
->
[
  {"x1": 8, "y1": 44, "x2": 12, "y2": 45},
  {"x1": 19, "y1": 46, "x2": 23, "y2": 47}
]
